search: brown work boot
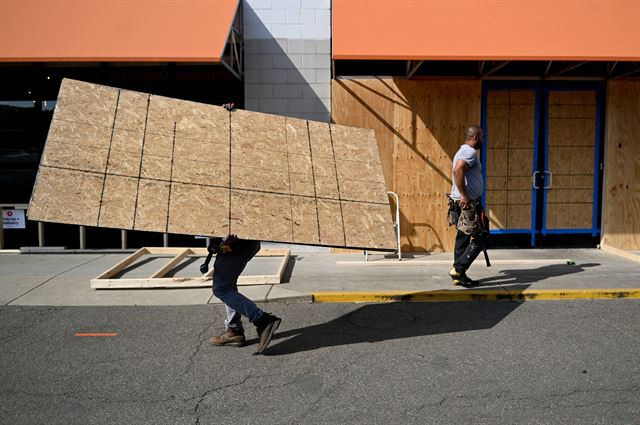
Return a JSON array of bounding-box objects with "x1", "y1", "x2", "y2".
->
[
  {"x1": 210, "y1": 329, "x2": 245, "y2": 347},
  {"x1": 253, "y1": 313, "x2": 281, "y2": 355}
]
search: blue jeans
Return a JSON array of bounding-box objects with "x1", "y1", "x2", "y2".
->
[{"x1": 212, "y1": 239, "x2": 264, "y2": 333}]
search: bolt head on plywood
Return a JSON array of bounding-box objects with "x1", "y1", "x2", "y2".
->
[{"x1": 28, "y1": 79, "x2": 396, "y2": 250}]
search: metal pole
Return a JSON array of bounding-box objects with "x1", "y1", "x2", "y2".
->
[
  {"x1": 163, "y1": 233, "x2": 169, "y2": 247},
  {"x1": 387, "y1": 191, "x2": 402, "y2": 261},
  {"x1": 38, "y1": 222, "x2": 44, "y2": 247},
  {"x1": 79, "y1": 226, "x2": 86, "y2": 250},
  {"x1": 0, "y1": 216, "x2": 4, "y2": 250},
  {"x1": 121, "y1": 230, "x2": 127, "y2": 250}
]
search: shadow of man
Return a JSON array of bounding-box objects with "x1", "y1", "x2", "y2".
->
[
  {"x1": 258, "y1": 301, "x2": 522, "y2": 356},
  {"x1": 477, "y1": 263, "x2": 600, "y2": 287}
]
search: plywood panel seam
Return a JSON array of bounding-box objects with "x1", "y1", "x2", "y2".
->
[
  {"x1": 131, "y1": 94, "x2": 152, "y2": 229},
  {"x1": 306, "y1": 120, "x2": 322, "y2": 244},
  {"x1": 284, "y1": 118, "x2": 295, "y2": 242},
  {"x1": 329, "y1": 124, "x2": 347, "y2": 246},
  {"x1": 96, "y1": 89, "x2": 121, "y2": 226},
  {"x1": 165, "y1": 122, "x2": 177, "y2": 232}
]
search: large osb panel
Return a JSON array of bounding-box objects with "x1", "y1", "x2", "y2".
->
[
  {"x1": 333, "y1": 78, "x2": 482, "y2": 252},
  {"x1": 29, "y1": 167, "x2": 103, "y2": 226},
  {"x1": 98, "y1": 175, "x2": 138, "y2": 229},
  {"x1": 168, "y1": 183, "x2": 229, "y2": 236},
  {"x1": 28, "y1": 79, "x2": 396, "y2": 250}
]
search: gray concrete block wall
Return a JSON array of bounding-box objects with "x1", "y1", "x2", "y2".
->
[{"x1": 244, "y1": 0, "x2": 331, "y2": 122}]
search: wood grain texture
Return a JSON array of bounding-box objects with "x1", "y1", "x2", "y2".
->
[
  {"x1": 601, "y1": 81, "x2": 640, "y2": 250},
  {"x1": 485, "y1": 90, "x2": 535, "y2": 230},
  {"x1": 332, "y1": 79, "x2": 480, "y2": 252},
  {"x1": 28, "y1": 167, "x2": 103, "y2": 226},
  {"x1": 167, "y1": 183, "x2": 229, "y2": 236},
  {"x1": 98, "y1": 175, "x2": 138, "y2": 229},
  {"x1": 28, "y1": 79, "x2": 396, "y2": 250},
  {"x1": 546, "y1": 90, "x2": 597, "y2": 230}
]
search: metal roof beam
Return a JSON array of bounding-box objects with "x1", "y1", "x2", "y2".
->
[
  {"x1": 550, "y1": 61, "x2": 587, "y2": 77},
  {"x1": 482, "y1": 61, "x2": 510, "y2": 77},
  {"x1": 611, "y1": 64, "x2": 640, "y2": 79},
  {"x1": 406, "y1": 60, "x2": 424, "y2": 79}
]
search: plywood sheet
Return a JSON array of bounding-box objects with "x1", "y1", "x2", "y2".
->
[
  {"x1": 28, "y1": 79, "x2": 395, "y2": 250},
  {"x1": 485, "y1": 89, "x2": 536, "y2": 231},
  {"x1": 601, "y1": 81, "x2": 640, "y2": 250},
  {"x1": 98, "y1": 175, "x2": 138, "y2": 229},
  {"x1": 167, "y1": 183, "x2": 229, "y2": 236},
  {"x1": 29, "y1": 167, "x2": 103, "y2": 226},
  {"x1": 545, "y1": 90, "x2": 597, "y2": 230},
  {"x1": 333, "y1": 78, "x2": 481, "y2": 252}
]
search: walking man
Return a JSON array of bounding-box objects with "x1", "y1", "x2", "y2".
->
[
  {"x1": 208, "y1": 236, "x2": 281, "y2": 355},
  {"x1": 448, "y1": 125, "x2": 488, "y2": 286}
]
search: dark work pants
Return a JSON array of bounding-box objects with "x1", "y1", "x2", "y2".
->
[
  {"x1": 212, "y1": 239, "x2": 263, "y2": 332},
  {"x1": 452, "y1": 203, "x2": 484, "y2": 273}
]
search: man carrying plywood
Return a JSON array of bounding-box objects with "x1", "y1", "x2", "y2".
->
[
  {"x1": 206, "y1": 236, "x2": 281, "y2": 355},
  {"x1": 448, "y1": 125, "x2": 489, "y2": 286}
]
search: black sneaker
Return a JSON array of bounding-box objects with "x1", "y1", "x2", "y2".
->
[{"x1": 253, "y1": 313, "x2": 281, "y2": 355}]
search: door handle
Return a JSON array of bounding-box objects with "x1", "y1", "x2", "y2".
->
[
  {"x1": 532, "y1": 171, "x2": 541, "y2": 189},
  {"x1": 544, "y1": 171, "x2": 553, "y2": 189}
]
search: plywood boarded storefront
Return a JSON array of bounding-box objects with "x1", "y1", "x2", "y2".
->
[
  {"x1": 601, "y1": 80, "x2": 640, "y2": 250},
  {"x1": 332, "y1": 79, "x2": 481, "y2": 252}
]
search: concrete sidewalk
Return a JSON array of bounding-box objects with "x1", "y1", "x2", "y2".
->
[{"x1": 0, "y1": 247, "x2": 639, "y2": 306}]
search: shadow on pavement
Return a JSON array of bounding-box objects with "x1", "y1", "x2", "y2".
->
[
  {"x1": 262, "y1": 301, "x2": 522, "y2": 356},
  {"x1": 477, "y1": 263, "x2": 600, "y2": 287}
]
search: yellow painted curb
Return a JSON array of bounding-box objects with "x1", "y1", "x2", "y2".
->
[{"x1": 311, "y1": 288, "x2": 640, "y2": 303}]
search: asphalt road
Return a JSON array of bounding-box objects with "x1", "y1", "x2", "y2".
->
[{"x1": 1, "y1": 300, "x2": 639, "y2": 424}]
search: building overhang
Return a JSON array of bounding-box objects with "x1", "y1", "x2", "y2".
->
[
  {"x1": 0, "y1": 0, "x2": 243, "y2": 78},
  {"x1": 332, "y1": 0, "x2": 640, "y2": 79}
]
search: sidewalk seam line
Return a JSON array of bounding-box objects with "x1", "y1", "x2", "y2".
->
[{"x1": 5, "y1": 255, "x2": 106, "y2": 305}]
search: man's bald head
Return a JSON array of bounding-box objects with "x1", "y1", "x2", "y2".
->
[
  {"x1": 464, "y1": 125, "x2": 483, "y2": 148},
  {"x1": 465, "y1": 125, "x2": 483, "y2": 141}
]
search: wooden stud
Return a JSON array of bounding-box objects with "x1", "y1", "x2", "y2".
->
[
  {"x1": 94, "y1": 247, "x2": 148, "y2": 280},
  {"x1": 148, "y1": 248, "x2": 190, "y2": 278}
]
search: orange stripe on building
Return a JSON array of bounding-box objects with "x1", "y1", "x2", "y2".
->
[
  {"x1": 0, "y1": 0, "x2": 239, "y2": 62},
  {"x1": 332, "y1": 0, "x2": 640, "y2": 61}
]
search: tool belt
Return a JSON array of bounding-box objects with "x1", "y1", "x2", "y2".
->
[
  {"x1": 199, "y1": 235, "x2": 238, "y2": 274},
  {"x1": 447, "y1": 198, "x2": 489, "y2": 239}
]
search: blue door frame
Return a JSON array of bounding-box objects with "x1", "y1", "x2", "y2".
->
[{"x1": 481, "y1": 81, "x2": 604, "y2": 247}]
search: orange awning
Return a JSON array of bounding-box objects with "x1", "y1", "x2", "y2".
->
[
  {"x1": 333, "y1": 0, "x2": 640, "y2": 61},
  {"x1": 0, "y1": 0, "x2": 239, "y2": 62}
]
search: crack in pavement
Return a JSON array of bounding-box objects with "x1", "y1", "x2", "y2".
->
[
  {"x1": 190, "y1": 373, "x2": 255, "y2": 425},
  {"x1": 183, "y1": 318, "x2": 218, "y2": 375}
]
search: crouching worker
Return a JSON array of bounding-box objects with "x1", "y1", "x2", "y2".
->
[
  {"x1": 447, "y1": 125, "x2": 490, "y2": 287},
  {"x1": 202, "y1": 236, "x2": 281, "y2": 355}
]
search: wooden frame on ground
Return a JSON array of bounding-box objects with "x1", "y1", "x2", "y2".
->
[{"x1": 91, "y1": 247, "x2": 291, "y2": 289}]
